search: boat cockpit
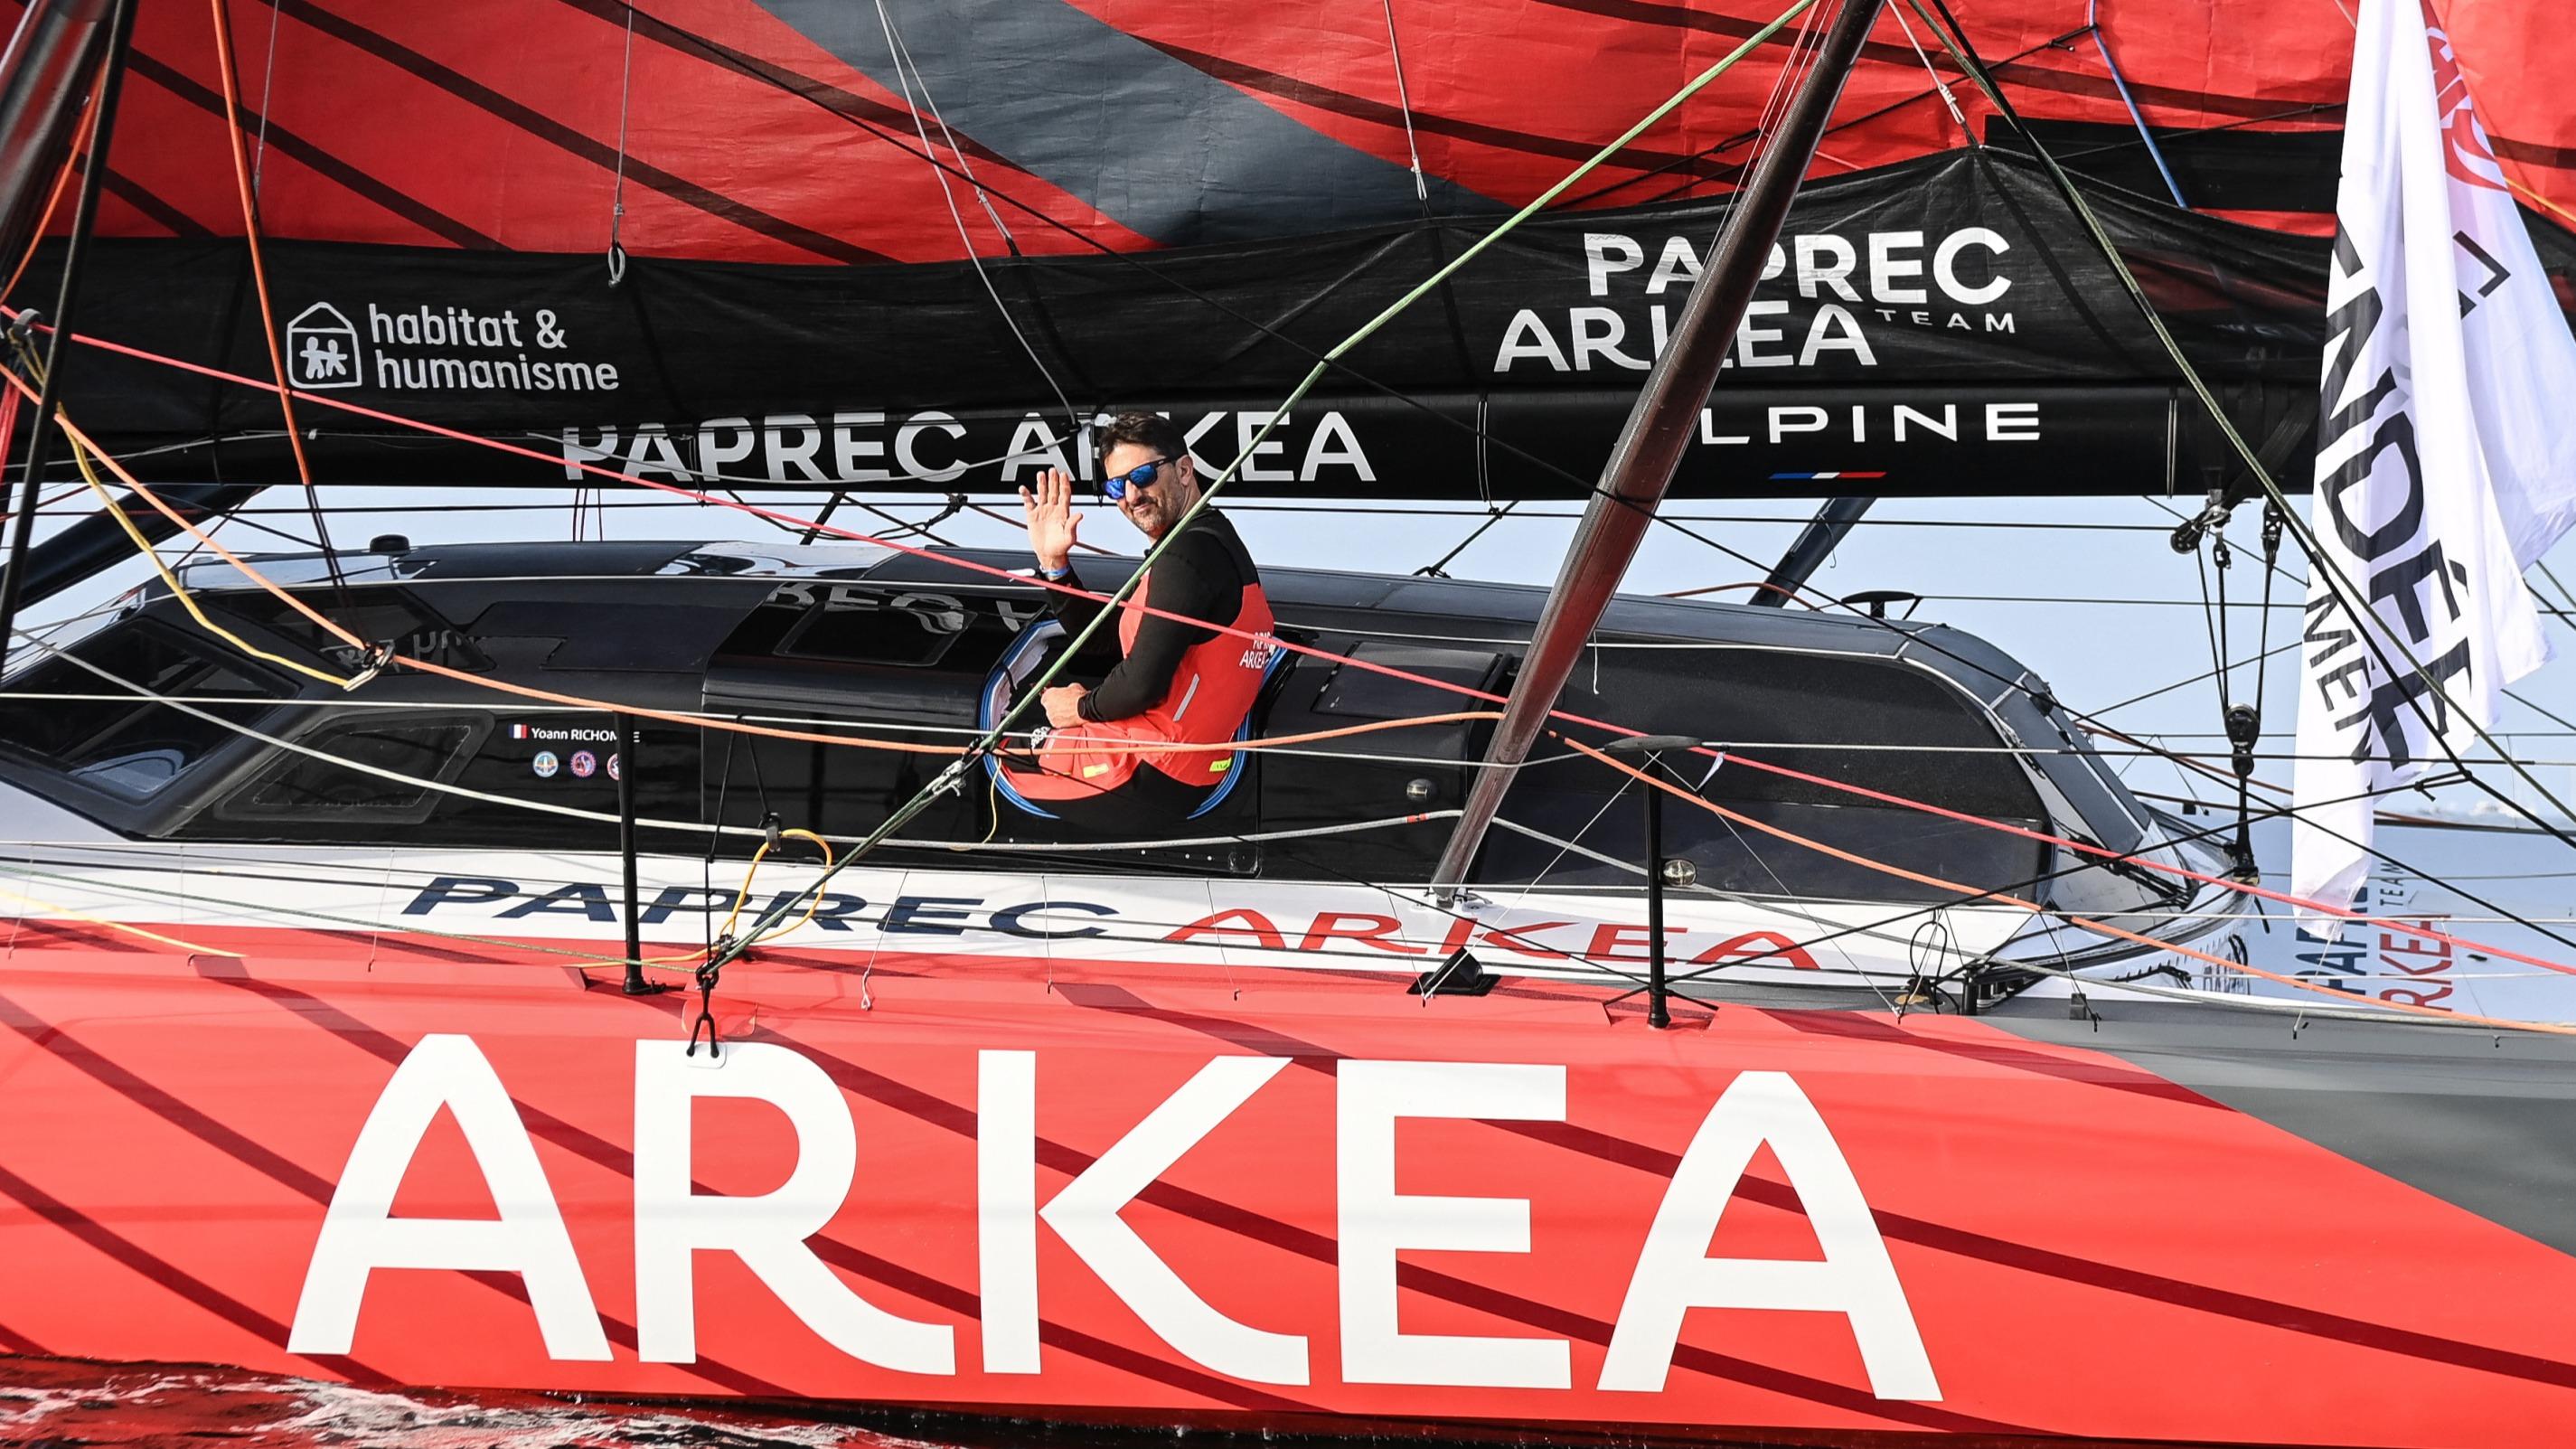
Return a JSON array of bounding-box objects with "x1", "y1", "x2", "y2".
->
[{"x1": 0, "y1": 538, "x2": 2239, "y2": 965}]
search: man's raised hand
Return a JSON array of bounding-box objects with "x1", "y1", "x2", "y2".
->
[{"x1": 1018, "y1": 467, "x2": 1081, "y2": 572}]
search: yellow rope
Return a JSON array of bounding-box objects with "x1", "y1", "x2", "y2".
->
[
  {"x1": 11, "y1": 347, "x2": 356, "y2": 691},
  {"x1": 2505, "y1": 173, "x2": 2576, "y2": 232},
  {"x1": 0, "y1": 882, "x2": 238, "y2": 956},
  {"x1": 633, "y1": 827, "x2": 840, "y2": 968}
]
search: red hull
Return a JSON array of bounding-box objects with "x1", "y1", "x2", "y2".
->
[{"x1": 2, "y1": 923, "x2": 2572, "y2": 1448}]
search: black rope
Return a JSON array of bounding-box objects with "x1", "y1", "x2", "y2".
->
[{"x1": 1912, "y1": 0, "x2": 2576, "y2": 869}]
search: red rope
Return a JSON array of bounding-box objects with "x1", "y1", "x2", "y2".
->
[
  {"x1": 38, "y1": 324, "x2": 2576, "y2": 983},
  {"x1": 207, "y1": 0, "x2": 334, "y2": 569}
]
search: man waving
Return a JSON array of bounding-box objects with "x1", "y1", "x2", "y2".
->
[{"x1": 1012, "y1": 411, "x2": 1275, "y2": 825}]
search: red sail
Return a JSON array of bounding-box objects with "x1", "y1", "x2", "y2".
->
[{"x1": 15, "y1": 0, "x2": 2571, "y2": 259}]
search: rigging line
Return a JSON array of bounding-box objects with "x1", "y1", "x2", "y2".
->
[
  {"x1": 0, "y1": 87, "x2": 94, "y2": 307},
  {"x1": 249, "y1": 0, "x2": 280, "y2": 195},
  {"x1": 1886, "y1": 0, "x2": 1969, "y2": 140},
  {"x1": 5, "y1": 437, "x2": 1534, "y2": 769},
  {"x1": 868, "y1": 0, "x2": 1077, "y2": 433},
  {"x1": 597, "y1": 1, "x2": 1796, "y2": 506},
  {"x1": 209, "y1": 0, "x2": 338, "y2": 588},
  {"x1": 2146, "y1": 496, "x2": 2314, "y2": 582},
  {"x1": 884, "y1": 24, "x2": 1019, "y2": 256},
  {"x1": 979, "y1": 751, "x2": 1650, "y2": 989},
  {"x1": 2191, "y1": 530, "x2": 2226, "y2": 719},
  {"x1": 605, "y1": 0, "x2": 636, "y2": 283},
  {"x1": 1415, "y1": 500, "x2": 1516, "y2": 578},
  {"x1": 58, "y1": 406, "x2": 2480, "y2": 983},
  {"x1": 2083, "y1": 0, "x2": 2185, "y2": 208},
  {"x1": 6, "y1": 623, "x2": 1479, "y2": 860},
  {"x1": 0, "y1": 880, "x2": 236, "y2": 956},
  {"x1": 47, "y1": 330, "x2": 2532, "y2": 958},
  {"x1": 8, "y1": 496, "x2": 2229, "y2": 537},
  {"x1": 1907, "y1": 0, "x2": 2576, "y2": 866},
  {"x1": 1678, "y1": 770, "x2": 2512, "y2": 993},
  {"x1": 1377, "y1": 0, "x2": 1430, "y2": 206},
  {"x1": 1712, "y1": 724, "x2": 2576, "y2": 978},
  {"x1": 2252, "y1": 503, "x2": 2282, "y2": 729},
  {"x1": 2505, "y1": 687, "x2": 2576, "y2": 737},
  {"x1": 2080, "y1": 715, "x2": 2289, "y2": 799},
  {"x1": 2101, "y1": 742, "x2": 2576, "y2": 959},
  {"x1": 1628, "y1": 0, "x2": 1829, "y2": 213},
  {"x1": 702, "y1": 0, "x2": 1832, "y2": 972},
  {"x1": 0, "y1": 693, "x2": 2490, "y2": 765},
  {"x1": 2086, "y1": 637, "x2": 2304, "y2": 718},
  {"x1": 2148, "y1": 776, "x2": 2576, "y2": 966},
  {"x1": 1659, "y1": 806, "x2": 2253, "y2": 993},
  {"x1": 2539, "y1": 560, "x2": 2576, "y2": 622},
  {"x1": 1566, "y1": 737, "x2": 2576, "y2": 1035},
  {"x1": 19, "y1": 406, "x2": 1538, "y2": 771},
  {"x1": 2, "y1": 378, "x2": 349, "y2": 689},
  {"x1": 3, "y1": 350, "x2": 1529, "y2": 755},
  {"x1": 1481, "y1": 814, "x2": 1976, "y2": 973},
  {"x1": 0, "y1": 856, "x2": 690, "y2": 975},
  {"x1": 25, "y1": 599, "x2": 2576, "y2": 997},
  {"x1": 1557, "y1": 26, "x2": 2083, "y2": 212}
]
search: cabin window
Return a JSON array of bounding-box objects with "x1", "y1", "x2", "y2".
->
[
  {"x1": 212, "y1": 716, "x2": 482, "y2": 823},
  {"x1": 212, "y1": 591, "x2": 437, "y2": 663},
  {"x1": 1479, "y1": 646, "x2": 2050, "y2": 903},
  {"x1": 0, "y1": 623, "x2": 281, "y2": 800},
  {"x1": 719, "y1": 585, "x2": 995, "y2": 670},
  {"x1": 1311, "y1": 643, "x2": 1507, "y2": 720}
]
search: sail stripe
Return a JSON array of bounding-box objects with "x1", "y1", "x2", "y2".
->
[
  {"x1": 546, "y1": 0, "x2": 1020, "y2": 174},
  {"x1": 1138, "y1": 36, "x2": 1750, "y2": 182},
  {"x1": 266, "y1": 0, "x2": 891, "y2": 267},
  {"x1": 1527, "y1": 0, "x2": 2320, "y2": 124},
  {"x1": 747, "y1": 0, "x2": 1488, "y2": 245},
  {"x1": 121, "y1": 50, "x2": 504, "y2": 250},
  {"x1": 96, "y1": 170, "x2": 216, "y2": 240}
]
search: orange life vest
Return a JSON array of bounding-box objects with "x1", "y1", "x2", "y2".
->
[{"x1": 1011, "y1": 569, "x2": 1276, "y2": 802}]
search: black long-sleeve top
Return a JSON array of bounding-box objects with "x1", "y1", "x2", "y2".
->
[{"x1": 1048, "y1": 511, "x2": 1259, "y2": 723}]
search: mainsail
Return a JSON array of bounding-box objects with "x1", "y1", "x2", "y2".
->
[{"x1": 5, "y1": 0, "x2": 2573, "y2": 504}]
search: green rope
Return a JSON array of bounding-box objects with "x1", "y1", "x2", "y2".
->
[
  {"x1": 1901, "y1": 0, "x2": 2576, "y2": 844},
  {"x1": 701, "y1": 0, "x2": 1823, "y2": 974}
]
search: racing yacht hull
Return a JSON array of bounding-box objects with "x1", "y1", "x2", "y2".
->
[{"x1": 3, "y1": 852, "x2": 2573, "y2": 1449}]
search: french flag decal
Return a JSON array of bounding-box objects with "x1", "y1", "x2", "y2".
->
[{"x1": 510, "y1": 723, "x2": 531, "y2": 739}]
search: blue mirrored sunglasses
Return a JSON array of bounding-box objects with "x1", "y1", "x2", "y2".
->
[{"x1": 1103, "y1": 456, "x2": 1183, "y2": 501}]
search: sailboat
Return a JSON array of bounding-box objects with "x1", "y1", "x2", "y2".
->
[{"x1": 6, "y1": 1, "x2": 2576, "y2": 1445}]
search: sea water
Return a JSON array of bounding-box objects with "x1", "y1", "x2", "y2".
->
[{"x1": 0, "y1": 1356, "x2": 953, "y2": 1448}]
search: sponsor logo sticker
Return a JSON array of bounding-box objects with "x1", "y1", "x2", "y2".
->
[
  {"x1": 570, "y1": 750, "x2": 598, "y2": 779},
  {"x1": 284, "y1": 302, "x2": 362, "y2": 390},
  {"x1": 531, "y1": 750, "x2": 559, "y2": 779}
]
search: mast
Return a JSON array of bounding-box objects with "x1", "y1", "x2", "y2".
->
[
  {"x1": 1755, "y1": 494, "x2": 1874, "y2": 605},
  {"x1": 0, "y1": 0, "x2": 117, "y2": 272},
  {"x1": 0, "y1": 0, "x2": 136, "y2": 661},
  {"x1": 1429, "y1": 0, "x2": 1885, "y2": 896}
]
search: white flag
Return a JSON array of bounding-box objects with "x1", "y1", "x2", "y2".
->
[{"x1": 2291, "y1": 0, "x2": 2576, "y2": 917}]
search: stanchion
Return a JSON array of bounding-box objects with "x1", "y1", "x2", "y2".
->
[
  {"x1": 1605, "y1": 733, "x2": 1699, "y2": 1030},
  {"x1": 614, "y1": 712, "x2": 662, "y2": 995}
]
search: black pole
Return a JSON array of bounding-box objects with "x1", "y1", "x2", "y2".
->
[
  {"x1": 1755, "y1": 495, "x2": 1874, "y2": 606},
  {"x1": 1607, "y1": 733, "x2": 1695, "y2": 1028},
  {"x1": 1430, "y1": 0, "x2": 1885, "y2": 895},
  {"x1": 1643, "y1": 760, "x2": 1670, "y2": 1030},
  {"x1": 0, "y1": 0, "x2": 136, "y2": 661},
  {"x1": 616, "y1": 712, "x2": 647, "y2": 993}
]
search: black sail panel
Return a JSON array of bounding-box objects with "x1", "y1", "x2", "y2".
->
[{"x1": 21, "y1": 148, "x2": 2558, "y2": 498}]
